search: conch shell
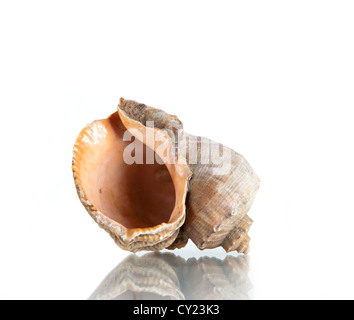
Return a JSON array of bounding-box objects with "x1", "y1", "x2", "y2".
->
[{"x1": 72, "y1": 98, "x2": 259, "y2": 253}]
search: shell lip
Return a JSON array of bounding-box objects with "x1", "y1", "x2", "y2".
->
[
  {"x1": 119, "y1": 108, "x2": 190, "y2": 240},
  {"x1": 116, "y1": 103, "x2": 192, "y2": 228}
]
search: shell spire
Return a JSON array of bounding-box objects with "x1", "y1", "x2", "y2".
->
[{"x1": 169, "y1": 134, "x2": 260, "y2": 253}]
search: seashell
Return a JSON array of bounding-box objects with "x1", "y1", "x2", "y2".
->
[
  {"x1": 88, "y1": 252, "x2": 251, "y2": 300},
  {"x1": 72, "y1": 99, "x2": 191, "y2": 252},
  {"x1": 72, "y1": 98, "x2": 259, "y2": 253}
]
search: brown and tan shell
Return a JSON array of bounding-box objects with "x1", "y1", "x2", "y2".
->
[
  {"x1": 72, "y1": 99, "x2": 191, "y2": 252},
  {"x1": 72, "y1": 98, "x2": 259, "y2": 253},
  {"x1": 88, "y1": 252, "x2": 252, "y2": 300}
]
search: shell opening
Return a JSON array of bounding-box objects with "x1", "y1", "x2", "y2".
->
[{"x1": 75, "y1": 112, "x2": 178, "y2": 229}]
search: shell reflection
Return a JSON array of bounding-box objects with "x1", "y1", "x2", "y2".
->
[{"x1": 89, "y1": 253, "x2": 251, "y2": 300}]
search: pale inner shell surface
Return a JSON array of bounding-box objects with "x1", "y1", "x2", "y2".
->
[{"x1": 74, "y1": 112, "x2": 186, "y2": 230}]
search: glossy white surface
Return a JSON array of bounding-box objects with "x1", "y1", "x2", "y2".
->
[{"x1": 1, "y1": 1, "x2": 354, "y2": 300}]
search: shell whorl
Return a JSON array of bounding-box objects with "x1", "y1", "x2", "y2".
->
[
  {"x1": 168, "y1": 134, "x2": 260, "y2": 253},
  {"x1": 118, "y1": 98, "x2": 183, "y2": 150}
]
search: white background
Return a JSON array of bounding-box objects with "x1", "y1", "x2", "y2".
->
[{"x1": 1, "y1": 1, "x2": 354, "y2": 299}]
